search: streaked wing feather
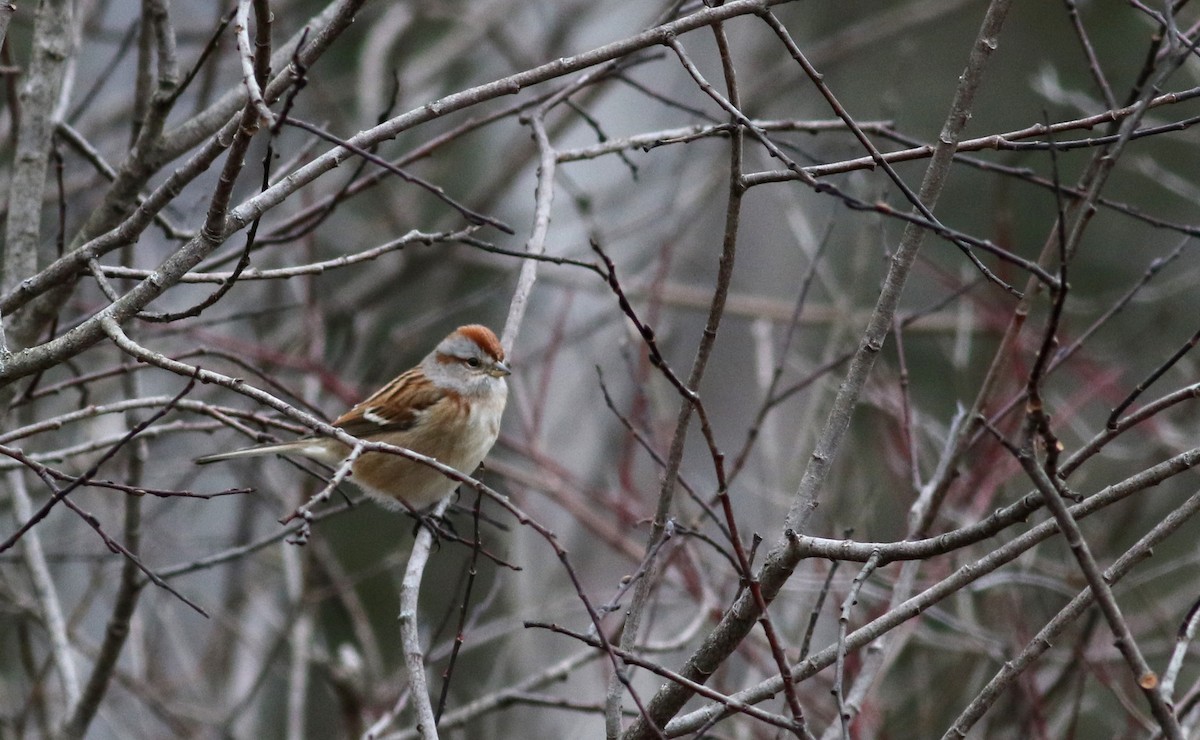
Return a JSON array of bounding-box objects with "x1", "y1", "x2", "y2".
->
[{"x1": 333, "y1": 369, "x2": 443, "y2": 438}]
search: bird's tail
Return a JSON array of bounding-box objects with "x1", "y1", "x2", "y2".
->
[{"x1": 194, "y1": 440, "x2": 309, "y2": 465}]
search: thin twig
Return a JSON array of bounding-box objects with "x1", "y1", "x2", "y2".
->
[{"x1": 833, "y1": 553, "x2": 880, "y2": 740}]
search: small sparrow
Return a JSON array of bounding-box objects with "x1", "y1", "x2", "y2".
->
[{"x1": 197, "y1": 325, "x2": 510, "y2": 510}]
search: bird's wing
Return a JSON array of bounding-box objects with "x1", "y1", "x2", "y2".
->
[{"x1": 332, "y1": 368, "x2": 445, "y2": 438}]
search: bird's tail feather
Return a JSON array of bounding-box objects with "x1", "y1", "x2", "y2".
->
[{"x1": 194, "y1": 440, "x2": 308, "y2": 465}]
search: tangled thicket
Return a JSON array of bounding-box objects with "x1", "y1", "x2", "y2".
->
[{"x1": 2, "y1": 2, "x2": 1200, "y2": 738}]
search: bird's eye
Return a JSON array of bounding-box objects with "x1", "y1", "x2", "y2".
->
[{"x1": 466, "y1": 357, "x2": 482, "y2": 368}]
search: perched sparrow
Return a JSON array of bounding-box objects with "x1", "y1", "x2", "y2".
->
[{"x1": 197, "y1": 325, "x2": 510, "y2": 510}]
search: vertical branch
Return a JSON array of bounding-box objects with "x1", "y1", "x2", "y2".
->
[
  {"x1": 398, "y1": 497, "x2": 453, "y2": 740},
  {"x1": 892, "y1": 319, "x2": 921, "y2": 491},
  {"x1": 283, "y1": 540, "x2": 313, "y2": 740},
  {"x1": 235, "y1": 0, "x2": 275, "y2": 126},
  {"x1": 833, "y1": 553, "x2": 880, "y2": 740},
  {"x1": 8, "y1": 469, "x2": 81, "y2": 711},
  {"x1": 500, "y1": 108, "x2": 556, "y2": 357},
  {"x1": 74, "y1": 0, "x2": 178, "y2": 244},
  {"x1": 500, "y1": 62, "x2": 616, "y2": 355},
  {"x1": 2, "y1": 0, "x2": 73, "y2": 298},
  {"x1": 6, "y1": 0, "x2": 180, "y2": 353},
  {"x1": 132, "y1": 2, "x2": 156, "y2": 145}
]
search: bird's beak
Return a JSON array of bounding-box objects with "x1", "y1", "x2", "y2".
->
[{"x1": 490, "y1": 361, "x2": 512, "y2": 378}]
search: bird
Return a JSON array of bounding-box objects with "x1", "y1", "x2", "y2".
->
[{"x1": 196, "y1": 324, "x2": 510, "y2": 510}]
